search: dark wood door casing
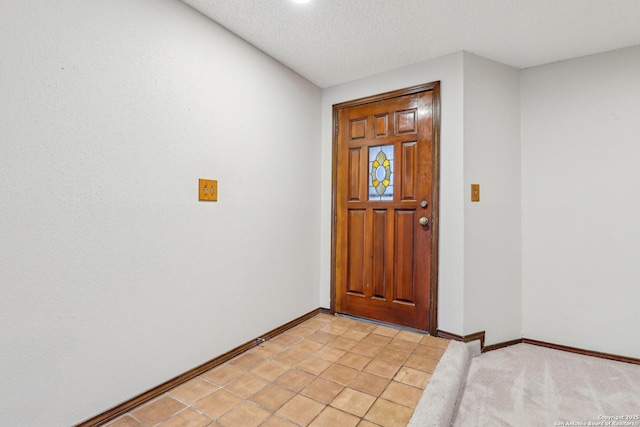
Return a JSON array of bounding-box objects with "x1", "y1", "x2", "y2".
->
[{"x1": 330, "y1": 82, "x2": 441, "y2": 335}]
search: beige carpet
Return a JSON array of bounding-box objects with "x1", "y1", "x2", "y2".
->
[{"x1": 453, "y1": 344, "x2": 640, "y2": 426}]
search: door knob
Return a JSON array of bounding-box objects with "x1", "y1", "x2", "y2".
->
[{"x1": 419, "y1": 217, "x2": 429, "y2": 226}]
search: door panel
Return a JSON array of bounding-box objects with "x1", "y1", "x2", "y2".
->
[
  {"x1": 396, "y1": 109, "x2": 417, "y2": 134},
  {"x1": 401, "y1": 142, "x2": 417, "y2": 200},
  {"x1": 348, "y1": 149, "x2": 362, "y2": 201},
  {"x1": 333, "y1": 84, "x2": 439, "y2": 332},
  {"x1": 374, "y1": 115, "x2": 388, "y2": 137},
  {"x1": 395, "y1": 210, "x2": 416, "y2": 304},
  {"x1": 347, "y1": 210, "x2": 366, "y2": 296}
]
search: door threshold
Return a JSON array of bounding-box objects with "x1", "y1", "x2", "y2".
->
[{"x1": 335, "y1": 313, "x2": 430, "y2": 335}]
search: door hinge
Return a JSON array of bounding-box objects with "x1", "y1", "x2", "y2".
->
[{"x1": 335, "y1": 121, "x2": 339, "y2": 137}]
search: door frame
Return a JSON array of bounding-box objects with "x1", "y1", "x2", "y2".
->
[{"x1": 330, "y1": 82, "x2": 441, "y2": 336}]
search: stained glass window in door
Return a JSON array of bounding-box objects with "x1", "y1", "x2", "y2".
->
[{"x1": 369, "y1": 145, "x2": 394, "y2": 201}]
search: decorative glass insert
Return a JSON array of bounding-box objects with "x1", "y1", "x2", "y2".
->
[{"x1": 369, "y1": 145, "x2": 394, "y2": 201}]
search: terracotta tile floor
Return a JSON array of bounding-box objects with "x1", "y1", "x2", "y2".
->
[{"x1": 105, "y1": 313, "x2": 449, "y2": 427}]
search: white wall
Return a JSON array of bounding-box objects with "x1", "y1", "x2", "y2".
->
[
  {"x1": 320, "y1": 53, "x2": 466, "y2": 335},
  {"x1": 521, "y1": 46, "x2": 640, "y2": 358},
  {"x1": 0, "y1": 0, "x2": 321, "y2": 425},
  {"x1": 463, "y1": 53, "x2": 522, "y2": 345}
]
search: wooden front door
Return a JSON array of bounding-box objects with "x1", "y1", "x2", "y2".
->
[{"x1": 332, "y1": 83, "x2": 440, "y2": 333}]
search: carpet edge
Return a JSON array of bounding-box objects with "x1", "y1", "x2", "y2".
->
[{"x1": 408, "y1": 340, "x2": 472, "y2": 427}]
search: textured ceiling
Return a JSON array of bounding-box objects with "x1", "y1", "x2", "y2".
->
[{"x1": 182, "y1": 0, "x2": 640, "y2": 88}]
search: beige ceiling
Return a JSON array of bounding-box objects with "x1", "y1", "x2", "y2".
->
[{"x1": 182, "y1": 0, "x2": 640, "y2": 88}]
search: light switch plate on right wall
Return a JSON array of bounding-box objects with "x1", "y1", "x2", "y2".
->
[{"x1": 471, "y1": 184, "x2": 480, "y2": 202}]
